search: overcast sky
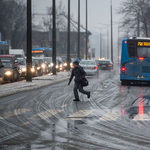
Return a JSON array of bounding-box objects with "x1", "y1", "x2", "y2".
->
[{"x1": 32, "y1": 0, "x2": 125, "y2": 59}]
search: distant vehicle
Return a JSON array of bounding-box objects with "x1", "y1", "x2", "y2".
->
[
  {"x1": 79, "y1": 60, "x2": 99, "y2": 77},
  {"x1": 0, "y1": 55, "x2": 19, "y2": 68},
  {"x1": 32, "y1": 47, "x2": 52, "y2": 57},
  {"x1": 32, "y1": 58, "x2": 43, "y2": 76},
  {"x1": 0, "y1": 59, "x2": 4, "y2": 84},
  {"x1": 99, "y1": 59, "x2": 113, "y2": 70},
  {"x1": 120, "y1": 37, "x2": 150, "y2": 85},
  {"x1": 2, "y1": 60, "x2": 19, "y2": 82},
  {"x1": 44, "y1": 57, "x2": 52, "y2": 72},
  {"x1": 18, "y1": 58, "x2": 26, "y2": 77},
  {"x1": 0, "y1": 41, "x2": 9, "y2": 55},
  {"x1": 9, "y1": 49, "x2": 25, "y2": 58}
]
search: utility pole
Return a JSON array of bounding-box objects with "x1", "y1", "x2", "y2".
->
[
  {"x1": 67, "y1": 0, "x2": 70, "y2": 71},
  {"x1": 52, "y1": 0, "x2": 56, "y2": 75},
  {"x1": 78, "y1": 0, "x2": 80, "y2": 58},
  {"x1": 86, "y1": 0, "x2": 88, "y2": 60},
  {"x1": 110, "y1": 0, "x2": 113, "y2": 64},
  {"x1": 107, "y1": 25, "x2": 109, "y2": 59},
  {"x1": 100, "y1": 32, "x2": 102, "y2": 59},
  {"x1": 26, "y1": 0, "x2": 32, "y2": 82}
]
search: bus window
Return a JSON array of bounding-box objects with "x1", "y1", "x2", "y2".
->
[
  {"x1": 137, "y1": 47, "x2": 150, "y2": 58},
  {"x1": 128, "y1": 42, "x2": 136, "y2": 58}
]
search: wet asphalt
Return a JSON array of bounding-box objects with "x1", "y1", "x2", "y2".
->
[{"x1": 0, "y1": 67, "x2": 150, "y2": 150}]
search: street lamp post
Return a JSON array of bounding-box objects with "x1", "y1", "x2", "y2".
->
[
  {"x1": 86, "y1": 0, "x2": 88, "y2": 60},
  {"x1": 110, "y1": 0, "x2": 113, "y2": 63},
  {"x1": 26, "y1": 0, "x2": 32, "y2": 82},
  {"x1": 78, "y1": 0, "x2": 80, "y2": 58},
  {"x1": 52, "y1": 0, "x2": 56, "y2": 75},
  {"x1": 67, "y1": 0, "x2": 70, "y2": 71}
]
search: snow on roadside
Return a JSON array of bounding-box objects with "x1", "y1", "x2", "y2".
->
[{"x1": 0, "y1": 71, "x2": 71, "y2": 98}]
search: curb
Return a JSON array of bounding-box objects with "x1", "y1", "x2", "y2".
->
[{"x1": 0, "y1": 77, "x2": 70, "y2": 98}]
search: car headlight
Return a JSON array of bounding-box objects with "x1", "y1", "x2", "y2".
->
[
  {"x1": 31, "y1": 68, "x2": 35, "y2": 72},
  {"x1": 5, "y1": 71, "x2": 13, "y2": 75},
  {"x1": 22, "y1": 68, "x2": 26, "y2": 72},
  {"x1": 41, "y1": 64, "x2": 45, "y2": 68},
  {"x1": 37, "y1": 67, "x2": 40, "y2": 70},
  {"x1": 56, "y1": 65, "x2": 59, "y2": 69},
  {"x1": 50, "y1": 63, "x2": 53, "y2": 67},
  {"x1": 64, "y1": 63, "x2": 67, "y2": 66},
  {"x1": 60, "y1": 64, "x2": 62, "y2": 67}
]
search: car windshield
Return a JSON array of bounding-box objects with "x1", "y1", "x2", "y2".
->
[
  {"x1": 99, "y1": 61, "x2": 110, "y2": 64},
  {"x1": 0, "y1": 57, "x2": 13, "y2": 62},
  {"x1": 18, "y1": 59, "x2": 26, "y2": 65},
  {"x1": 2, "y1": 62, "x2": 12, "y2": 68},
  {"x1": 80, "y1": 61, "x2": 96, "y2": 65}
]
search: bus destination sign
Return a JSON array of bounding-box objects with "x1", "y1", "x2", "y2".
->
[{"x1": 137, "y1": 42, "x2": 150, "y2": 46}]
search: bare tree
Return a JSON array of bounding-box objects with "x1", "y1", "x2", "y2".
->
[
  {"x1": 118, "y1": 0, "x2": 150, "y2": 37},
  {"x1": 0, "y1": 0, "x2": 26, "y2": 48}
]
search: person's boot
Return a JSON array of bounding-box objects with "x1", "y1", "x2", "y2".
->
[
  {"x1": 87, "y1": 92, "x2": 91, "y2": 99},
  {"x1": 73, "y1": 99, "x2": 80, "y2": 101}
]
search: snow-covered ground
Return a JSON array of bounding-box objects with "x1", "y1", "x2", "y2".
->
[{"x1": 0, "y1": 71, "x2": 71, "y2": 98}]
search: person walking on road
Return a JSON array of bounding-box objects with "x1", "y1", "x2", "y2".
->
[{"x1": 68, "y1": 61, "x2": 90, "y2": 101}]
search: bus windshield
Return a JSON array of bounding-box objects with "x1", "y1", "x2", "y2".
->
[{"x1": 137, "y1": 47, "x2": 150, "y2": 58}]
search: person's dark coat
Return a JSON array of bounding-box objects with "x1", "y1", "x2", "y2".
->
[{"x1": 69, "y1": 66, "x2": 86, "y2": 83}]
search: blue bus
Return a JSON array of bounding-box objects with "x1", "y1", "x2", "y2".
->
[
  {"x1": 0, "y1": 41, "x2": 9, "y2": 55},
  {"x1": 120, "y1": 37, "x2": 150, "y2": 85},
  {"x1": 32, "y1": 47, "x2": 52, "y2": 57}
]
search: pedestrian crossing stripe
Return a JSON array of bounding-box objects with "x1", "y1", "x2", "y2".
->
[
  {"x1": 0, "y1": 109, "x2": 31, "y2": 119},
  {"x1": 99, "y1": 111, "x2": 121, "y2": 121},
  {"x1": 29, "y1": 109, "x2": 63, "y2": 120},
  {"x1": 65, "y1": 110, "x2": 93, "y2": 120},
  {"x1": 133, "y1": 114, "x2": 150, "y2": 121}
]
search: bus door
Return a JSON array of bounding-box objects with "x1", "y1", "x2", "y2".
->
[{"x1": 126, "y1": 41, "x2": 137, "y2": 76}]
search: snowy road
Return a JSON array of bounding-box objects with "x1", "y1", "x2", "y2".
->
[{"x1": 0, "y1": 67, "x2": 150, "y2": 149}]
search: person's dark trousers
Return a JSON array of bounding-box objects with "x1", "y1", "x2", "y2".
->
[{"x1": 74, "y1": 81, "x2": 89, "y2": 100}]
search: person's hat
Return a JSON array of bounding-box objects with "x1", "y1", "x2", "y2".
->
[{"x1": 73, "y1": 61, "x2": 79, "y2": 66}]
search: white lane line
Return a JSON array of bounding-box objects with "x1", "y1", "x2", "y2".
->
[
  {"x1": 62, "y1": 104, "x2": 68, "y2": 108},
  {"x1": 0, "y1": 109, "x2": 31, "y2": 119},
  {"x1": 133, "y1": 114, "x2": 150, "y2": 121},
  {"x1": 65, "y1": 110, "x2": 93, "y2": 120},
  {"x1": 99, "y1": 111, "x2": 121, "y2": 121},
  {"x1": 29, "y1": 109, "x2": 63, "y2": 120}
]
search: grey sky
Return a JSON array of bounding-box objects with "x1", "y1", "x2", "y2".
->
[{"x1": 32, "y1": 0, "x2": 125, "y2": 59}]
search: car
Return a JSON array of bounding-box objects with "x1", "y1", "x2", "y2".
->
[
  {"x1": 0, "y1": 59, "x2": 4, "y2": 84},
  {"x1": 99, "y1": 59, "x2": 113, "y2": 70},
  {"x1": 79, "y1": 60, "x2": 99, "y2": 77},
  {"x1": 2, "y1": 60, "x2": 19, "y2": 82},
  {"x1": 32, "y1": 58, "x2": 43, "y2": 76},
  {"x1": 18, "y1": 58, "x2": 26, "y2": 77}
]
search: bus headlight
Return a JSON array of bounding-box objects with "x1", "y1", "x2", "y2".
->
[
  {"x1": 5, "y1": 71, "x2": 13, "y2": 76},
  {"x1": 22, "y1": 68, "x2": 26, "y2": 72}
]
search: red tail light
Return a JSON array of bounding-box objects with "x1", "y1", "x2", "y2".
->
[
  {"x1": 93, "y1": 67, "x2": 98, "y2": 69},
  {"x1": 139, "y1": 57, "x2": 144, "y2": 60},
  {"x1": 122, "y1": 65, "x2": 125, "y2": 75},
  {"x1": 108, "y1": 64, "x2": 111, "y2": 67},
  {"x1": 98, "y1": 64, "x2": 99, "y2": 66},
  {"x1": 122, "y1": 67, "x2": 125, "y2": 71}
]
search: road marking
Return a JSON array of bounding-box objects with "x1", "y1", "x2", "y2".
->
[
  {"x1": 29, "y1": 109, "x2": 63, "y2": 120},
  {"x1": 65, "y1": 110, "x2": 93, "y2": 120},
  {"x1": 20, "y1": 121, "x2": 31, "y2": 126},
  {"x1": 62, "y1": 104, "x2": 68, "y2": 108},
  {"x1": 0, "y1": 109, "x2": 31, "y2": 119},
  {"x1": 99, "y1": 111, "x2": 121, "y2": 121},
  {"x1": 133, "y1": 114, "x2": 150, "y2": 121}
]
